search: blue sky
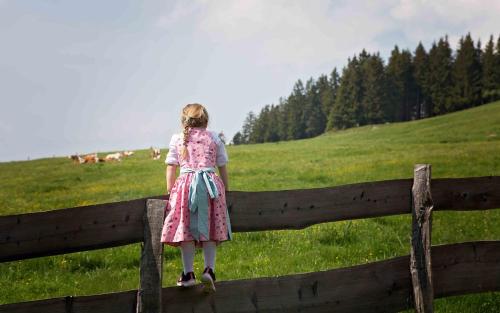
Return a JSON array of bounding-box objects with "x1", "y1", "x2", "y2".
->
[{"x1": 1, "y1": 0, "x2": 499, "y2": 162}]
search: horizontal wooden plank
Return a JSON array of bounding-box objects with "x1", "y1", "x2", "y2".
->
[
  {"x1": 227, "y1": 176, "x2": 500, "y2": 232},
  {"x1": 162, "y1": 253, "x2": 411, "y2": 313},
  {"x1": 227, "y1": 179, "x2": 413, "y2": 232},
  {"x1": 0, "y1": 198, "x2": 151, "y2": 262},
  {"x1": 2, "y1": 176, "x2": 498, "y2": 263},
  {"x1": 433, "y1": 176, "x2": 500, "y2": 211},
  {"x1": 0, "y1": 291, "x2": 138, "y2": 313},
  {"x1": 72, "y1": 291, "x2": 137, "y2": 313},
  {"x1": 433, "y1": 241, "x2": 500, "y2": 297},
  {"x1": 0, "y1": 297, "x2": 67, "y2": 313},
  {"x1": 1, "y1": 241, "x2": 498, "y2": 313},
  {"x1": 160, "y1": 241, "x2": 500, "y2": 313}
]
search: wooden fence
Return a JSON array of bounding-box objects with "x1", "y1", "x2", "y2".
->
[{"x1": 0, "y1": 165, "x2": 499, "y2": 313}]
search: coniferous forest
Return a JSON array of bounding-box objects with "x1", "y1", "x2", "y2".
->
[{"x1": 232, "y1": 33, "x2": 500, "y2": 145}]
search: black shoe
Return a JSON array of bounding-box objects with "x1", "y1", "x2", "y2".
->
[
  {"x1": 201, "y1": 267, "x2": 216, "y2": 293},
  {"x1": 176, "y1": 271, "x2": 196, "y2": 287}
]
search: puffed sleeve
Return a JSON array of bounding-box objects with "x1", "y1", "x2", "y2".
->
[
  {"x1": 165, "y1": 134, "x2": 180, "y2": 165},
  {"x1": 211, "y1": 131, "x2": 228, "y2": 167}
]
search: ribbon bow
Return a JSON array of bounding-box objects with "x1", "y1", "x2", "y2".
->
[{"x1": 180, "y1": 167, "x2": 219, "y2": 241}]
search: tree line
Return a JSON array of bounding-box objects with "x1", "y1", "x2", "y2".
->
[{"x1": 232, "y1": 33, "x2": 500, "y2": 145}]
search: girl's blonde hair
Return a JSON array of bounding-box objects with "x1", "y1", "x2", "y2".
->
[{"x1": 181, "y1": 103, "x2": 209, "y2": 159}]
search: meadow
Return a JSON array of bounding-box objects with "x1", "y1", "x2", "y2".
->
[{"x1": 1, "y1": 101, "x2": 499, "y2": 312}]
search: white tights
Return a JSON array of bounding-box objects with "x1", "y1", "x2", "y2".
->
[{"x1": 180, "y1": 241, "x2": 216, "y2": 274}]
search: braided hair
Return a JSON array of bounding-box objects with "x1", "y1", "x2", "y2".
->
[{"x1": 180, "y1": 103, "x2": 209, "y2": 159}]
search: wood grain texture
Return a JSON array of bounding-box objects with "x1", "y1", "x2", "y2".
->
[
  {"x1": 1, "y1": 176, "x2": 498, "y2": 263},
  {"x1": 162, "y1": 255, "x2": 411, "y2": 313},
  {"x1": 0, "y1": 198, "x2": 147, "y2": 263},
  {"x1": 433, "y1": 241, "x2": 500, "y2": 297},
  {"x1": 433, "y1": 176, "x2": 500, "y2": 211},
  {"x1": 1, "y1": 241, "x2": 498, "y2": 313},
  {"x1": 0, "y1": 291, "x2": 138, "y2": 313},
  {"x1": 71, "y1": 291, "x2": 137, "y2": 313},
  {"x1": 226, "y1": 176, "x2": 499, "y2": 232},
  {"x1": 226, "y1": 179, "x2": 413, "y2": 232},
  {"x1": 410, "y1": 164, "x2": 434, "y2": 313},
  {"x1": 137, "y1": 200, "x2": 165, "y2": 313},
  {"x1": 0, "y1": 297, "x2": 67, "y2": 313}
]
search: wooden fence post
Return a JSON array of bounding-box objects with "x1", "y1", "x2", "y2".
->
[
  {"x1": 410, "y1": 164, "x2": 434, "y2": 313},
  {"x1": 137, "y1": 199, "x2": 165, "y2": 313}
]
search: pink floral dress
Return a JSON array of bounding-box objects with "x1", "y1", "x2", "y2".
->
[{"x1": 161, "y1": 128, "x2": 232, "y2": 247}]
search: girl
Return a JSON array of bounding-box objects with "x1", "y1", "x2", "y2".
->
[{"x1": 161, "y1": 103, "x2": 232, "y2": 293}]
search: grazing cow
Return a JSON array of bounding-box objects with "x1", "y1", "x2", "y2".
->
[
  {"x1": 81, "y1": 153, "x2": 99, "y2": 164},
  {"x1": 68, "y1": 153, "x2": 103, "y2": 164},
  {"x1": 150, "y1": 147, "x2": 161, "y2": 160},
  {"x1": 123, "y1": 151, "x2": 134, "y2": 157},
  {"x1": 69, "y1": 154, "x2": 82, "y2": 163},
  {"x1": 105, "y1": 152, "x2": 122, "y2": 162}
]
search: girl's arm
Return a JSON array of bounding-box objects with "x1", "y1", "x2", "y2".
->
[
  {"x1": 218, "y1": 165, "x2": 229, "y2": 192},
  {"x1": 166, "y1": 164, "x2": 177, "y2": 194}
]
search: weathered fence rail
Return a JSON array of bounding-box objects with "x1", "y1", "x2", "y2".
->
[
  {"x1": 0, "y1": 169, "x2": 499, "y2": 313},
  {"x1": 1, "y1": 176, "x2": 498, "y2": 262},
  {"x1": 1, "y1": 241, "x2": 498, "y2": 313}
]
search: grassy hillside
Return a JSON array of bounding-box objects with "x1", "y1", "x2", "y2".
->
[{"x1": 1, "y1": 101, "x2": 500, "y2": 311}]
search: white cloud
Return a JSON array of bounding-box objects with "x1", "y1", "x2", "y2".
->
[
  {"x1": 155, "y1": 1, "x2": 201, "y2": 28},
  {"x1": 2, "y1": 0, "x2": 500, "y2": 161},
  {"x1": 390, "y1": 0, "x2": 500, "y2": 48},
  {"x1": 157, "y1": 0, "x2": 500, "y2": 68},
  {"x1": 156, "y1": 0, "x2": 397, "y2": 70}
]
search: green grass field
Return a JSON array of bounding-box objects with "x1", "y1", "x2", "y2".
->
[{"x1": 1, "y1": 101, "x2": 500, "y2": 312}]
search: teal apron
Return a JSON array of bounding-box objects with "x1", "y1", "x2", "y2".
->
[{"x1": 180, "y1": 167, "x2": 233, "y2": 241}]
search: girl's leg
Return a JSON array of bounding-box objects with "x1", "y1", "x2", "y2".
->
[
  {"x1": 180, "y1": 241, "x2": 195, "y2": 273},
  {"x1": 202, "y1": 241, "x2": 216, "y2": 271},
  {"x1": 201, "y1": 241, "x2": 217, "y2": 292}
]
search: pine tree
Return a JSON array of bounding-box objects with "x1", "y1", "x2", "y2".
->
[
  {"x1": 250, "y1": 106, "x2": 267, "y2": 143},
  {"x1": 428, "y1": 37, "x2": 454, "y2": 115},
  {"x1": 286, "y1": 80, "x2": 306, "y2": 139},
  {"x1": 386, "y1": 46, "x2": 401, "y2": 121},
  {"x1": 231, "y1": 131, "x2": 243, "y2": 145},
  {"x1": 235, "y1": 32, "x2": 497, "y2": 143},
  {"x1": 304, "y1": 78, "x2": 326, "y2": 137},
  {"x1": 316, "y1": 74, "x2": 333, "y2": 119},
  {"x1": 357, "y1": 50, "x2": 371, "y2": 124},
  {"x1": 358, "y1": 49, "x2": 370, "y2": 64},
  {"x1": 241, "y1": 111, "x2": 256, "y2": 144},
  {"x1": 496, "y1": 35, "x2": 500, "y2": 90},
  {"x1": 402, "y1": 49, "x2": 418, "y2": 120},
  {"x1": 413, "y1": 42, "x2": 431, "y2": 118},
  {"x1": 276, "y1": 97, "x2": 288, "y2": 141},
  {"x1": 327, "y1": 57, "x2": 362, "y2": 129},
  {"x1": 266, "y1": 105, "x2": 281, "y2": 142},
  {"x1": 489, "y1": 35, "x2": 500, "y2": 101},
  {"x1": 362, "y1": 54, "x2": 389, "y2": 124},
  {"x1": 482, "y1": 35, "x2": 497, "y2": 102},
  {"x1": 453, "y1": 33, "x2": 482, "y2": 109},
  {"x1": 318, "y1": 68, "x2": 340, "y2": 129},
  {"x1": 257, "y1": 104, "x2": 281, "y2": 143},
  {"x1": 330, "y1": 68, "x2": 340, "y2": 104},
  {"x1": 386, "y1": 46, "x2": 417, "y2": 121}
]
